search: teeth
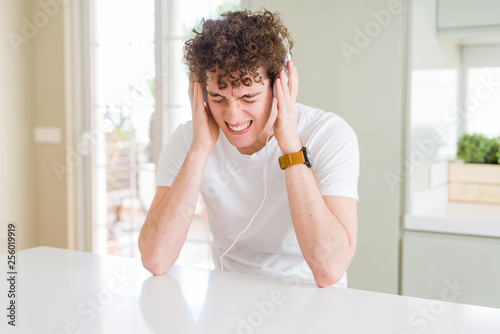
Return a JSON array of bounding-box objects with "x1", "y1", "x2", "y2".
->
[{"x1": 228, "y1": 121, "x2": 251, "y2": 132}]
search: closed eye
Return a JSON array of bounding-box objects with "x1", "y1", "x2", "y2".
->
[{"x1": 213, "y1": 98, "x2": 226, "y2": 103}]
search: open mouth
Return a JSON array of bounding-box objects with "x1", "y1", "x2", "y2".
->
[{"x1": 226, "y1": 120, "x2": 253, "y2": 134}]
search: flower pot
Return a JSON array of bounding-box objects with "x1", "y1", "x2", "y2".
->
[{"x1": 448, "y1": 160, "x2": 500, "y2": 205}]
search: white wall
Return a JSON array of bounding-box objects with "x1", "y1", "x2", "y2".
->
[
  {"x1": 27, "y1": 0, "x2": 69, "y2": 249},
  {"x1": 247, "y1": 0, "x2": 407, "y2": 293},
  {"x1": 0, "y1": 0, "x2": 71, "y2": 254},
  {"x1": 0, "y1": 0, "x2": 37, "y2": 253}
]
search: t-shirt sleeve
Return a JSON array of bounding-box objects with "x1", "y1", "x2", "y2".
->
[
  {"x1": 309, "y1": 119, "x2": 360, "y2": 201},
  {"x1": 156, "y1": 122, "x2": 193, "y2": 187}
]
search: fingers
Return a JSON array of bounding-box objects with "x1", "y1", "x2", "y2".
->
[
  {"x1": 189, "y1": 81, "x2": 206, "y2": 115},
  {"x1": 189, "y1": 80, "x2": 202, "y2": 110},
  {"x1": 275, "y1": 77, "x2": 288, "y2": 115},
  {"x1": 275, "y1": 63, "x2": 298, "y2": 121},
  {"x1": 188, "y1": 80, "x2": 194, "y2": 101},
  {"x1": 279, "y1": 67, "x2": 290, "y2": 97},
  {"x1": 286, "y1": 60, "x2": 299, "y2": 101},
  {"x1": 276, "y1": 69, "x2": 291, "y2": 108},
  {"x1": 277, "y1": 60, "x2": 298, "y2": 102},
  {"x1": 193, "y1": 81, "x2": 198, "y2": 105},
  {"x1": 275, "y1": 78, "x2": 283, "y2": 103}
]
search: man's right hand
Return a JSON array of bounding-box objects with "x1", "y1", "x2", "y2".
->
[{"x1": 189, "y1": 81, "x2": 219, "y2": 153}]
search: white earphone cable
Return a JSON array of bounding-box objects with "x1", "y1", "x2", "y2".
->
[{"x1": 219, "y1": 129, "x2": 273, "y2": 272}]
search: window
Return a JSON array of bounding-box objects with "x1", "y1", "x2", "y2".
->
[
  {"x1": 461, "y1": 45, "x2": 500, "y2": 138},
  {"x1": 85, "y1": 0, "x2": 240, "y2": 269},
  {"x1": 92, "y1": 0, "x2": 157, "y2": 257},
  {"x1": 463, "y1": 67, "x2": 500, "y2": 137}
]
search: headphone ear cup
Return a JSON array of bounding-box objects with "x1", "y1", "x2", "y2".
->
[{"x1": 203, "y1": 86, "x2": 208, "y2": 103}]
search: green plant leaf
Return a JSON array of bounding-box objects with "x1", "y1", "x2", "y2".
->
[{"x1": 456, "y1": 133, "x2": 499, "y2": 164}]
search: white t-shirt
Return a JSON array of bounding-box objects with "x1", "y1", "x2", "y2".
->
[{"x1": 156, "y1": 103, "x2": 360, "y2": 288}]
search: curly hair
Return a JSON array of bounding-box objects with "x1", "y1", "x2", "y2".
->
[{"x1": 183, "y1": 9, "x2": 293, "y2": 90}]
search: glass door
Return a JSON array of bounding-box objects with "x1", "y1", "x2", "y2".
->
[
  {"x1": 89, "y1": 0, "x2": 240, "y2": 266},
  {"x1": 92, "y1": 0, "x2": 157, "y2": 257}
]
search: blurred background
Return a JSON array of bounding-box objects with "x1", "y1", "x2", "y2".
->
[{"x1": 1, "y1": 0, "x2": 499, "y2": 308}]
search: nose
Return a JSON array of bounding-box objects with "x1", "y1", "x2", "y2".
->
[{"x1": 224, "y1": 99, "x2": 242, "y2": 120}]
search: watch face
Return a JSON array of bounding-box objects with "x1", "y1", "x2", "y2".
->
[{"x1": 302, "y1": 147, "x2": 311, "y2": 167}]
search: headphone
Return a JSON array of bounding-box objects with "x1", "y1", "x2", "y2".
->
[
  {"x1": 203, "y1": 64, "x2": 290, "y2": 102},
  {"x1": 203, "y1": 37, "x2": 291, "y2": 103}
]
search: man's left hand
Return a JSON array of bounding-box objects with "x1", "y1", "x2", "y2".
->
[{"x1": 273, "y1": 60, "x2": 302, "y2": 154}]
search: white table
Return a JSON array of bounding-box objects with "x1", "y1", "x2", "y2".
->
[{"x1": 2, "y1": 247, "x2": 500, "y2": 333}]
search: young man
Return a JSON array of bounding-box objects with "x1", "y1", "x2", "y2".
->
[{"x1": 138, "y1": 10, "x2": 359, "y2": 288}]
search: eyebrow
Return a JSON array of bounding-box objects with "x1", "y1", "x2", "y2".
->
[{"x1": 207, "y1": 91, "x2": 262, "y2": 99}]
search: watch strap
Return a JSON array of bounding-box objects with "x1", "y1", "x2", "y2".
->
[{"x1": 279, "y1": 149, "x2": 306, "y2": 170}]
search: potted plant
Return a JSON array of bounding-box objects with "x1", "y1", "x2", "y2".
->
[{"x1": 448, "y1": 134, "x2": 500, "y2": 205}]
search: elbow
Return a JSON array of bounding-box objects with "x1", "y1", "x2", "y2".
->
[
  {"x1": 313, "y1": 254, "x2": 355, "y2": 288},
  {"x1": 314, "y1": 271, "x2": 344, "y2": 288},
  {"x1": 141, "y1": 255, "x2": 171, "y2": 276},
  {"x1": 139, "y1": 242, "x2": 172, "y2": 276},
  {"x1": 149, "y1": 267, "x2": 168, "y2": 277},
  {"x1": 138, "y1": 234, "x2": 171, "y2": 276}
]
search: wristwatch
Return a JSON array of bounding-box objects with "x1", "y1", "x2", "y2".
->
[{"x1": 279, "y1": 147, "x2": 312, "y2": 170}]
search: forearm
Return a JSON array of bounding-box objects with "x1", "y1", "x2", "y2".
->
[
  {"x1": 139, "y1": 149, "x2": 210, "y2": 275},
  {"x1": 285, "y1": 164, "x2": 354, "y2": 287}
]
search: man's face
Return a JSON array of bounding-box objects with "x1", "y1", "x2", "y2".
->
[{"x1": 205, "y1": 68, "x2": 276, "y2": 155}]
